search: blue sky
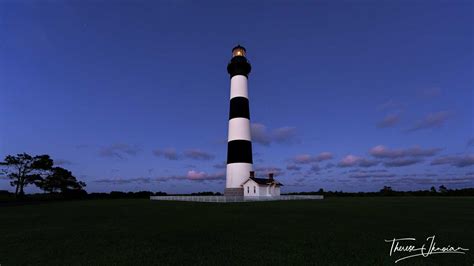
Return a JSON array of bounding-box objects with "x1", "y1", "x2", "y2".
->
[{"x1": 1, "y1": 0, "x2": 473, "y2": 193}]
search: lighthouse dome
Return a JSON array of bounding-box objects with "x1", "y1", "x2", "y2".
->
[{"x1": 232, "y1": 45, "x2": 247, "y2": 57}]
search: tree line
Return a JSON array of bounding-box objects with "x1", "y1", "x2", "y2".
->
[
  {"x1": 0, "y1": 153, "x2": 86, "y2": 197},
  {"x1": 287, "y1": 186, "x2": 474, "y2": 197}
]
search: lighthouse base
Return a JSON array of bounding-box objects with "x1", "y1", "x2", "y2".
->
[{"x1": 224, "y1": 188, "x2": 244, "y2": 196}]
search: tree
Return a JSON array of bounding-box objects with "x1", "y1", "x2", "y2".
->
[
  {"x1": 0, "y1": 153, "x2": 53, "y2": 197},
  {"x1": 380, "y1": 186, "x2": 394, "y2": 196},
  {"x1": 439, "y1": 185, "x2": 448, "y2": 193},
  {"x1": 37, "y1": 167, "x2": 86, "y2": 194},
  {"x1": 430, "y1": 186, "x2": 437, "y2": 193}
]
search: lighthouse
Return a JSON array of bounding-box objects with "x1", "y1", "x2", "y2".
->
[{"x1": 225, "y1": 45, "x2": 253, "y2": 196}]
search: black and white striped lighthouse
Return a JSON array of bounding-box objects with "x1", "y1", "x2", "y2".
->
[{"x1": 225, "y1": 45, "x2": 253, "y2": 196}]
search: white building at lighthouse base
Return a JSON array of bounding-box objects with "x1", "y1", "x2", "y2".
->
[{"x1": 241, "y1": 173, "x2": 282, "y2": 197}]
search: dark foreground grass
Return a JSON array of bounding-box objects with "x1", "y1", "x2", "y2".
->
[{"x1": 1, "y1": 197, "x2": 473, "y2": 265}]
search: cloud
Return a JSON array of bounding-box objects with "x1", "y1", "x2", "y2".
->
[
  {"x1": 251, "y1": 123, "x2": 297, "y2": 146},
  {"x1": 436, "y1": 177, "x2": 474, "y2": 184},
  {"x1": 186, "y1": 170, "x2": 207, "y2": 180},
  {"x1": 95, "y1": 177, "x2": 151, "y2": 184},
  {"x1": 390, "y1": 174, "x2": 474, "y2": 186},
  {"x1": 183, "y1": 149, "x2": 214, "y2": 160},
  {"x1": 153, "y1": 148, "x2": 215, "y2": 161},
  {"x1": 377, "y1": 99, "x2": 401, "y2": 111},
  {"x1": 348, "y1": 170, "x2": 396, "y2": 178},
  {"x1": 286, "y1": 164, "x2": 302, "y2": 171},
  {"x1": 369, "y1": 145, "x2": 441, "y2": 159},
  {"x1": 338, "y1": 155, "x2": 379, "y2": 168},
  {"x1": 348, "y1": 169, "x2": 388, "y2": 173},
  {"x1": 272, "y1": 127, "x2": 297, "y2": 143},
  {"x1": 292, "y1": 152, "x2": 333, "y2": 164},
  {"x1": 338, "y1": 155, "x2": 361, "y2": 167},
  {"x1": 418, "y1": 87, "x2": 441, "y2": 99},
  {"x1": 254, "y1": 166, "x2": 284, "y2": 177},
  {"x1": 251, "y1": 123, "x2": 271, "y2": 145},
  {"x1": 383, "y1": 158, "x2": 422, "y2": 167},
  {"x1": 376, "y1": 113, "x2": 400, "y2": 128},
  {"x1": 467, "y1": 138, "x2": 474, "y2": 147},
  {"x1": 431, "y1": 155, "x2": 474, "y2": 168},
  {"x1": 292, "y1": 154, "x2": 313, "y2": 164},
  {"x1": 324, "y1": 162, "x2": 335, "y2": 169},
  {"x1": 407, "y1": 111, "x2": 452, "y2": 132},
  {"x1": 424, "y1": 173, "x2": 438, "y2": 177},
  {"x1": 54, "y1": 159, "x2": 72, "y2": 166},
  {"x1": 99, "y1": 144, "x2": 140, "y2": 159},
  {"x1": 389, "y1": 177, "x2": 436, "y2": 185},
  {"x1": 95, "y1": 170, "x2": 226, "y2": 184},
  {"x1": 146, "y1": 170, "x2": 227, "y2": 183},
  {"x1": 309, "y1": 164, "x2": 321, "y2": 173},
  {"x1": 185, "y1": 170, "x2": 225, "y2": 181},
  {"x1": 153, "y1": 148, "x2": 179, "y2": 160},
  {"x1": 358, "y1": 159, "x2": 380, "y2": 167},
  {"x1": 213, "y1": 162, "x2": 227, "y2": 169}
]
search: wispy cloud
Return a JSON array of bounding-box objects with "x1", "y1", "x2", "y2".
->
[
  {"x1": 348, "y1": 169, "x2": 395, "y2": 178},
  {"x1": 376, "y1": 113, "x2": 400, "y2": 128},
  {"x1": 418, "y1": 87, "x2": 441, "y2": 99},
  {"x1": 286, "y1": 164, "x2": 302, "y2": 171},
  {"x1": 213, "y1": 162, "x2": 227, "y2": 169},
  {"x1": 431, "y1": 155, "x2": 474, "y2": 168},
  {"x1": 183, "y1": 149, "x2": 215, "y2": 160},
  {"x1": 292, "y1": 152, "x2": 333, "y2": 164},
  {"x1": 407, "y1": 111, "x2": 452, "y2": 132},
  {"x1": 153, "y1": 148, "x2": 214, "y2": 161},
  {"x1": 54, "y1": 159, "x2": 72, "y2": 166},
  {"x1": 95, "y1": 177, "x2": 151, "y2": 184},
  {"x1": 467, "y1": 138, "x2": 474, "y2": 148},
  {"x1": 338, "y1": 155, "x2": 379, "y2": 168},
  {"x1": 251, "y1": 123, "x2": 297, "y2": 146},
  {"x1": 95, "y1": 171, "x2": 225, "y2": 184},
  {"x1": 436, "y1": 176, "x2": 474, "y2": 184},
  {"x1": 309, "y1": 164, "x2": 321, "y2": 173},
  {"x1": 383, "y1": 158, "x2": 422, "y2": 167},
  {"x1": 272, "y1": 127, "x2": 297, "y2": 143},
  {"x1": 254, "y1": 166, "x2": 284, "y2": 177},
  {"x1": 369, "y1": 145, "x2": 441, "y2": 159},
  {"x1": 153, "y1": 148, "x2": 179, "y2": 160},
  {"x1": 324, "y1": 162, "x2": 335, "y2": 169},
  {"x1": 377, "y1": 99, "x2": 401, "y2": 111},
  {"x1": 185, "y1": 170, "x2": 225, "y2": 181},
  {"x1": 99, "y1": 144, "x2": 140, "y2": 159}
]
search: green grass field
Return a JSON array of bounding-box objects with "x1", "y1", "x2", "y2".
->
[{"x1": 1, "y1": 197, "x2": 473, "y2": 265}]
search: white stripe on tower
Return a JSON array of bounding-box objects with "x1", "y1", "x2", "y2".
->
[{"x1": 225, "y1": 45, "x2": 253, "y2": 196}]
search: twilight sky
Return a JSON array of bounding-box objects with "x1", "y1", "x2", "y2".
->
[{"x1": 1, "y1": 0, "x2": 473, "y2": 193}]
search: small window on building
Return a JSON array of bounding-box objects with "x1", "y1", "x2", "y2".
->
[
  {"x1": 254, "y1": 186, "x2": 256, "y2": 193},
  {"x1": 247, "y1": 186, "x2": 249, "y2": 194}
]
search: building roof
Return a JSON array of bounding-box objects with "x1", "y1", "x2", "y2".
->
[{"x1": 243, "y1": 177, "x2": 283, "y2": 186}]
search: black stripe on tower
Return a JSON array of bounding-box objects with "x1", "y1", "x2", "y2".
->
[
  {"x1": 227, "y1": 140, "x2": 253, "y2": 164},
  {"x1": 227, "y1": 56, "x2": 251, "y2": 78},
  {"x1": 229, "y1": 97, "x2": 250, "y2": 120}
]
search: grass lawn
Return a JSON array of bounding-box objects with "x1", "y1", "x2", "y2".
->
[{"x1": 1, "y1": 197, "x2": 473, "y2": 265}]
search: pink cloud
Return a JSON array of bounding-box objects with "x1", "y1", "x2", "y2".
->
[
  {"x1": 339, "y1": 155, "x2": 360, "y2": 167},
  {"x1": 186, "y1": 170, "x2": 207, "y2": 180},
  {"x1": 370, "y1": 145, "x2": 441, "y2": 159},
  {"x1": 292, "y1": 152, "x2": 333, "y2": 164}
]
